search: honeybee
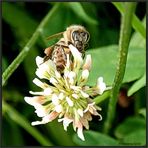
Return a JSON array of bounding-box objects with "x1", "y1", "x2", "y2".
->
[{"x1": 44, "y1": 25, "x2": 90, "y2": 72}]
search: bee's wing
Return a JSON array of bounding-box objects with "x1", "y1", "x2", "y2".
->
[{"x1": 46, "y1": 32, "x2": 64, "y2": 41}]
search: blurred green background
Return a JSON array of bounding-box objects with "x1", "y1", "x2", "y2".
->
[{"x1": 2, "y1": 2, "x2": 146, "y2": 146}]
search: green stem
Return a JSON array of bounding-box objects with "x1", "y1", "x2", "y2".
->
[
  {"x1": 112, "y1": 2, "x2": 146, "y2": 38},
  {"x1": 2, "y1": 3, "x2": 60, "y2": 86},
  {"x1": 103, "y1": 2, "x2": 137, "y2": 134},
  {"x1": 3, "y1": 101, "x2": 53, "y2": 146},
  {"x1": 94, "y1": 90, "x2": 111, "y2": 104}
]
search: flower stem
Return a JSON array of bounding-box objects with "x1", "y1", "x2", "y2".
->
[
  {"x1": 94, "y1": 90, "x2": 111, "y2": 104},
  {"x1": 2, "y1": 3, "x2": 60, "y2": 86},
  {"x1": 103, "y1": 2, "x2": 137, "y2": 134}
]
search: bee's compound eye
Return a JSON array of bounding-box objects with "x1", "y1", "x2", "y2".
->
[
  {"x1": 72, "y1": 31, "x2": 79, "y2": 41},
  {"x1": 81, "y1": 32, "x2": 90, "y2": 43}
]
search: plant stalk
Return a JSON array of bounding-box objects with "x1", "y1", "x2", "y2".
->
[{"x1": 103, "y1": 2, "x2": 137, "y2": 134}]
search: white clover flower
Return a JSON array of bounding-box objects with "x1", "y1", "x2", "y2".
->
[{"x1": 24, "y1": 44, "x2": 107, "y2": 141}]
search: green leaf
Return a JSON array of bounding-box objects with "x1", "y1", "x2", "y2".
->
[
  {"x1": 128, "y1": 73, "x2": 146, "y2": 96},
  {"x1": 73, "y1": 130, "x2": 119, "y2": 146},
  {"x1": 127, "y1": 16, "x2": 146, "y2": 96},
  {"x1": 122, "y1": 129, "x2": 146, "y2": 146},
  {"x1": 123, "y1": 47, "x2": 145, "y2": 83},
  {"x1": 86, "y1": 45, "x2": 117, "y2": 85},
  {"x1": 130, "y1": 16, "x2": 146, "y2": 48},
  {"x1": 139, "y1": 108, "x2": 146, "y2": 119},
  {"x1": 67, "y1": 2, "x2": 98, "y2": 25},
  {"x1": 114, "y1": 116, "x2": 146, "y2": 139},
  {"x1": 86, "y1": 45, "x2": 145, "y2": 86}
]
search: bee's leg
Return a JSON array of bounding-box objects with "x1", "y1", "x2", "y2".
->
[
  {"x1": 82, "y1": 51, "x2": 85, "y2": 59},
  {"x1": 44, "y1": 46, "x2": 54, "y2": 56},
  {"x1": 43, "y1": 56, "x2": 50, "y2": 63},
  {"x1": 41, "y1": 46, "x2": 54, "y2": 64},
  {"x1": 85, "y1": 43, "x2": 89, "y2": 49}
]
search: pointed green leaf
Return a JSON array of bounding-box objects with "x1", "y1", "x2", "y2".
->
[
  {"x1": 139, "y1": 108, "x2": 146, "y2": 119},
  {"x1": 128, "y1": 73, "x2": 146, "y2": 96},
  {"x1": 130, "y1": 16, "x2": 146, "y2": 48}
]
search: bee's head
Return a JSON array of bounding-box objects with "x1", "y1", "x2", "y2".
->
[{"x1": 64, "y1": 25, "x2": 90, "y2": 52}]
